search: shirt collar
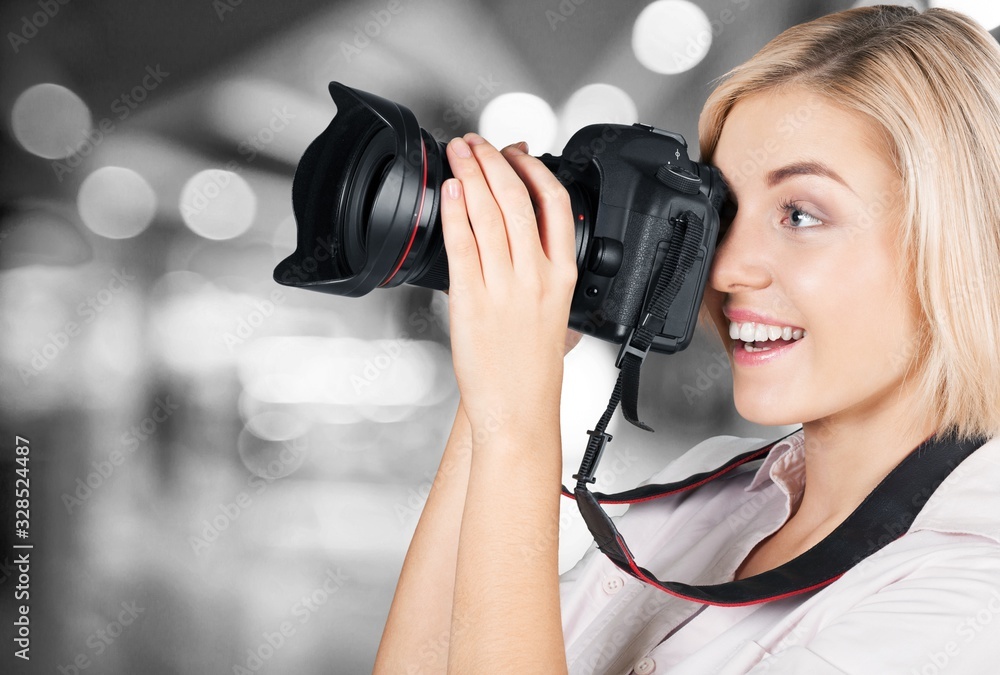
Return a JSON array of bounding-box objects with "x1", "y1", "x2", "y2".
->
[
  {"x1": 746, "y1": 428, "x2": 806, "y2": 497},
  {"x1": 743, "y1": 430, "x2": 1000, "y2": 544}
]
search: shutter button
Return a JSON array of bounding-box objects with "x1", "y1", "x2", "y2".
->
[
  {"x1": 634, "y1": 657, "x2": 656, "y2": 674},
  {"x1": 602, "y1": 576, "x2": 624, "y2": 594}
]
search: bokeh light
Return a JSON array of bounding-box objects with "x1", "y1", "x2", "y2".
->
[
  {"x1": 560, "y1": 83, "x2": 638, "y2": 140},
  {"x1": 77, "y1": 166, "x2": 158, "y2": 239},
  {"x1": 10, "y1": 83, "x2": 93, "y2": 159},
  {"x1": 149, "y1": 273, "x2": 246, "y2": 374},
  {"x1": 632, "y1": 0, "x2": 713, "y2": 74},
  {"x1": 243, "y1": 409, "x2": 310, "y2": 442},
  {"x1": 929, "y1": 0, "x2": 1000, "y2": 30},
  {"x1": 0, "y1": 204, "x2": 92, "y2": 267},
  {"x1": 179, "y1": 169, "x2": 257, "y2": 240},
  {"x1": 478, "y1": 92, "x2": 558, "y2": 154},
  {"x1": 237, "y1": 425, "x2": 308, "y2": 479},
  {"x1": 237, "y1": 336, "x2": 453, "y2": 407}
]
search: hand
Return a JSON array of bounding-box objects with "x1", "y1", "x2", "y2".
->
[
  {"x1": 444, "y1": 287, "x2": 583, "y2": 357},
  {"x1": 440, "y1": 134, "x2": 578, "y2": 432},
  {"x1": 441, "y1": 295, "x2": 584, "y2": 358}
]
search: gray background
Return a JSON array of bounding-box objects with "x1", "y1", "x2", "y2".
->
[{"x1": 0, "y1": 0, "x2": 984, "y2": 673}]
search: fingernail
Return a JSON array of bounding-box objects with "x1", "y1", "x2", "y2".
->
[
  {"x1": 465, "y1": 133, "x2": 486, "y2": 146},
  {"x1": 446, "y1": 179, "x2": 461, "y2": 200},
  {"x1": 451, "y1": 137, "x2": 472, "y2": 158},
  {"x1": 515, "y1": 141, "x2": 528, "y2": 153}
]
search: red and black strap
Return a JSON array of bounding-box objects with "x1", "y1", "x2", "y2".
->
[{"x1": 563, "y1": 430, "x2": 985, "y2": 606}]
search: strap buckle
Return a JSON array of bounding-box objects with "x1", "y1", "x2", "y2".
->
[{"x1": 615, "y1": 312, "x2": 658, "y2": 368}]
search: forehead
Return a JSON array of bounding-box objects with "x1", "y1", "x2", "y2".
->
[{"x1": 713, "y1": 87, "x2": 895, "y2": 191}]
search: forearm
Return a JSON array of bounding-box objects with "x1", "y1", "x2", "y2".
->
[
  {"x1": 447, "y1": 404, "x2": 568, "y2": 674},
  {"x1": 433, "y1": 132, "x2": 576, "y2": 673},
  {"x1": 373, "y1": 399, "x2": 475, "y2": 674}
]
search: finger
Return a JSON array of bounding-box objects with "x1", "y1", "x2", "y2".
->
[
  {"x1": 502, "y1": 145, "x2": 578, "y2": 272},
  {"x1": 464, "y1": 133, "x2": 545, "y2": 269},
  {"x1": 439, "y1": 178, "x2": 484, "y2": 294},
  {"x1": 447, "y1": 136, "x2": 511, "y2": 282}
]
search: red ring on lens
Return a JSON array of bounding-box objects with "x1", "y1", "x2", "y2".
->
[{"x1": 381, "y1": 138, "x2": 427, "y2": 287}]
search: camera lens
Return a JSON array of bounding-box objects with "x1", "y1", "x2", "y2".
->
[{"x1": 274, "y1": 82, "x2": 588, "y2": 297}]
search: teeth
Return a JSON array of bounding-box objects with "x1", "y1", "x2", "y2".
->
[{"x1": 727, "y1": 320, "x2": 806, "y2": 344}]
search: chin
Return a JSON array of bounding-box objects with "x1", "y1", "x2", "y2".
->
[{"x1": 732, "y1": 387, "x2": 803, "y2": 428}]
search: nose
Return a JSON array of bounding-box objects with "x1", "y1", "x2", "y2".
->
[{"x1": 709, "y1": 210, "x2": 772, "y2": 294}]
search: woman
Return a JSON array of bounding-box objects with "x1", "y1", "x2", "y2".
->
[{"x1": 374, "y1": 6, "x2": 1000, "y2": 673}]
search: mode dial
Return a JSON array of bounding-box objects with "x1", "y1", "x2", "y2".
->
[{"x1": 656, "y1": 164, "x2": 701, "y2": 195}]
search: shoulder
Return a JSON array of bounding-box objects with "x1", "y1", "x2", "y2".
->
[
  {"x1": 911, "y1": 435, "x2": 1000, "y2": 544},
  {"x1": 791, "y1": 435, "x2": 1000, "y2": 616},
  {"x1": 749, "y1": 532, "x2": 1000, "y2": 673},
  {"x1": 637, "y1": 431, "x2": 791, "y2": 486}
]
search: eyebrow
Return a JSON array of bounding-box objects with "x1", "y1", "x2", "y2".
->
[
  {"x1": 721, "y1": 160, "x2": 857, "y2": 206},
  {"x1": 765, "y1": 161, "x2": 856, "y2": 195}
]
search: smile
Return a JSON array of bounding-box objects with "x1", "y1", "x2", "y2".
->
[{"x1": 728, "y1": 321, "x2": 807, "y2": 363}]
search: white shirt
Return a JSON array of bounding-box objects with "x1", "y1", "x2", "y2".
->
[{"x1": 560, "y1": 430, "x2": 1000, "y2": 674}]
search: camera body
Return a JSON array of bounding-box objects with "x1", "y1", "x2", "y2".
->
[
  {"x1": 273, "y1": 83, "x2": 727, "y2": 357},
  {"x1": 540, "y1": 122, "x2": 726, "y2": 354}
]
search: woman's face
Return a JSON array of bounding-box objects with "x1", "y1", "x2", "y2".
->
[{"x1": 704, "y1": 86, "x2": 925, "y2": 429}]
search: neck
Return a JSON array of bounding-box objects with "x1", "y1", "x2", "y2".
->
[{"x1": 794, "y1": 395, "x2": 938, "y2": 529}]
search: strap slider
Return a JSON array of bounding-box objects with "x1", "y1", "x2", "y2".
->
[{"x1": 573, "y1": 429, "x2": 614, "y2": 484}]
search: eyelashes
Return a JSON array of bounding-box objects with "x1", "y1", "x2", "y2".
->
[
  {"x1": 716, "y1": 198, "x2": 825, "y2": 243},
  {"x1": 777, "y1": 199, "x2": 823, "y2": 229}
]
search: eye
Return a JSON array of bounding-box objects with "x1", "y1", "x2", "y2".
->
[{"x1": 779, "y1": 200, "x2": 823, "y2": 229}]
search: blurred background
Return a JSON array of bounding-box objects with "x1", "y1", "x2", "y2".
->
[{"x1": 1, "y1": 0, "x2": 996, "y2": 672}]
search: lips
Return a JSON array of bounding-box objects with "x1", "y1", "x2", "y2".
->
[
  {"x1": 732, "y1": 332, "x2": 803, "y2": 365},
  {"x1": 721, "y1": 307, "x2": 807, "y2": 365},
  {"x1": 744, "y1": 337, "x2": 797, "y2": 351}
]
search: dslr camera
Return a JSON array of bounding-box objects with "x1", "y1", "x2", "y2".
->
[{"x1": 274, "y1": 82, "x2": 729, "y2": 357}]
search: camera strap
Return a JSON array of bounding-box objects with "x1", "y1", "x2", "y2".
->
[
  {"x1": 615, "y1": 211, "x2": 705, "y2": 433},
  {"x1": 562, "y1": 429, "x2": 985, "y2": 605},
  {"x1": 571, "y1": 209, "x2": 704, "y2": 488}
]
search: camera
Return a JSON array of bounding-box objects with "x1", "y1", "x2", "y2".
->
[{"x1": 274, "y1": 82, "x2": 729, "y2": 355}]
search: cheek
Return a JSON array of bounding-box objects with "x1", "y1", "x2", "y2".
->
[
  {"x1": 795, "y1": 249, "x2": 915, "y2": 371},
  {"x1": 700, "y1": 288, "x2": 729, "y2": 337}
]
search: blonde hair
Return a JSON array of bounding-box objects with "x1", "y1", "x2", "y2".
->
[{"x1": 698, "y1": 6, "x2": 1000, "y2": 441}]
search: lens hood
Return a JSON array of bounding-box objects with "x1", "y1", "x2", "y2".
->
[{"x1": 273, "y1": 82, "x2": 430, "y2": 296}]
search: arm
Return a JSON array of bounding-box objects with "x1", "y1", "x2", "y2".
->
[
  {"x1": 437, "y1": 133, "x2": 577, "y2": 673},
  {"x1": 448, "y1": 403, "x2": 567, "y2": 672},
  {"x1": 373, "y1": 400, "x2": 474, "y2": 674},
  {"x1": 376, "y1": 131, "x2": 576, "y2": 673}
]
